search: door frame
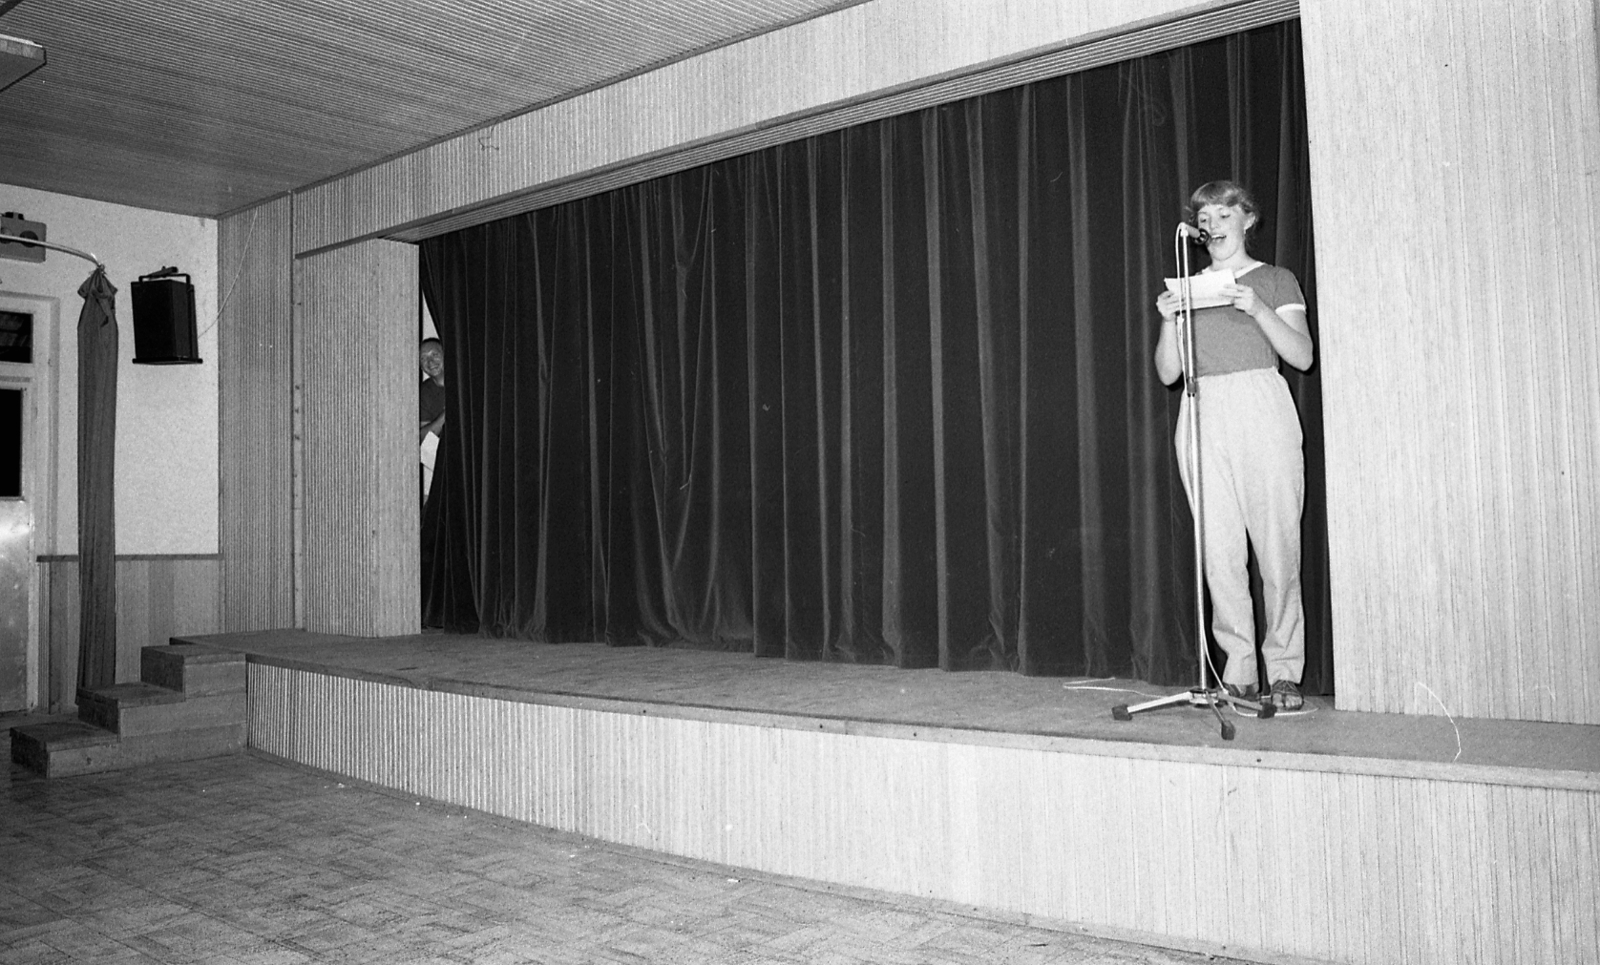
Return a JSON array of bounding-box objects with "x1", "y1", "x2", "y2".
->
[{"x1": 0, "y1": 291, "x2": 60, "y2": 713}]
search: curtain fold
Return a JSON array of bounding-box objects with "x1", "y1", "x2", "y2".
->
[
  {"x1": 76, "y1": 266, "x2": 118, "y2": 691},
  {"x1": 421, "y1": 22, "x2": 1330, "y2": 691}
]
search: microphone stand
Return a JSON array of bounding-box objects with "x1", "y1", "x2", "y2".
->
[{"x1": 1111, "y1": 225, "x2": 1273, "y2": 739}]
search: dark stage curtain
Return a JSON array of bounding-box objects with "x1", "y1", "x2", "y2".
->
[{"x1": 422, "y1": 22, "x2": 1332, "y2": 692}]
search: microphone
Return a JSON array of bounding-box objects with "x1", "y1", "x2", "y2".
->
[{"x1": 1177, "y1": 223, "x2": 1210, "y2": 244}]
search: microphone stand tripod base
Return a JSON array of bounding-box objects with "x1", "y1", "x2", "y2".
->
[{"x1": 1111, "y1": 687, "x2": 1274, "y2": 740}]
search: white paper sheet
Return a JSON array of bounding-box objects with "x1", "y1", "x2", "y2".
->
[{"x1": 1164, "y1": 268, "x2": 1236, "y2": 309}]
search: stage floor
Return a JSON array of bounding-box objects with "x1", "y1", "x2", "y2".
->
[{"x1": 193, "y1": 629, "x2": 1599, "y2": 786}]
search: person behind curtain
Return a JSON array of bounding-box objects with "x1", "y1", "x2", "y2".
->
[
  {"x1": 1153, "y1": 180, "x2": 1314, "y2": 710},
  {"x1": 419, "y1": 337, "x2": 446, "y2": 504}
]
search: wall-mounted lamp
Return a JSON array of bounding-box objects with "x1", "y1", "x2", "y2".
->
[
  {"x1": 0, "y1": 211, "x2": 104, "y2": 270},
  {"x1": 131, "y1": 267, "x2": 202, "y2": 365},
  {"x1": 0, "y1": 211, "x2": 46, "y2": 263}
]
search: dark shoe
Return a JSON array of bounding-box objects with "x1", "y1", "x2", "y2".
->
[
  {"x1": 1269, "y1": 679, "x2": 1303, "y2": 710},
  {"x1": 1222, "y1": 682, "x2": 1258, "y2": 700}
]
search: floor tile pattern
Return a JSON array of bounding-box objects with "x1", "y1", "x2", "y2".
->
[{"x1": 2, "y1": 749, "x2": 1245, "y2": 965}]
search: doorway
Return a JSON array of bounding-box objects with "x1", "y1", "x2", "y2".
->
[{"x1": 0, "y1": 292, "x2": 58, "y2": 714}]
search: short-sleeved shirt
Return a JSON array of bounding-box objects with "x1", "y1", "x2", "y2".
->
[{"x1": 1190, "y1": 263, "x2": 1305, "y2": 377}]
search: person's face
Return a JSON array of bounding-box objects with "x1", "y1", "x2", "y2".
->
[
  {"x1": 1196, "y1": 202, "x2": 1254, "y2": 261},
  {"x1": 420, "y1": 344, "x2": 444, "y2": 380}
]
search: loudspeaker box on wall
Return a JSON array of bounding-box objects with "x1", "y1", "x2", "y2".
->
[{"x1": 130, "y1": 267, "x2": 202, "y2": 364}]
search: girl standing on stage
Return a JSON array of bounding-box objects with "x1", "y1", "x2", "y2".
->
[{"x1": 1153, "y1": 180, "x2": 1314, "y2": 710}]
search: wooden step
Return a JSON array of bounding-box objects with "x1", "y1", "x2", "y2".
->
[
  {"x1": 78, "y1": 682, "x2": 244, "y2": 738},
  {"x1": 141, "y1": 642, "x2": 246, "y2": 697},
  {"x1": 11, "y1": 642, "x2": 250, "y2": 778},
  {"x1": 76, "y1": 682, "x2": 183, "y2": 733},
  {"x1": 10, "y1": 719, "x2": 119, "y2": 773},
  {"x1": 11, "y1": 719, "x2": 244, "y2": 778}
]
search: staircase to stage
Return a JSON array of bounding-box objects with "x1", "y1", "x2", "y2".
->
[{"x1": 10, "y1": 641, "x2": 246, "y2": 778}]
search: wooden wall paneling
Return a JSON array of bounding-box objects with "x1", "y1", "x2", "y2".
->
[
  {"x1": 1430, "y1": 782, "x2": 1475, "y2": 960},
  {"x1": 171, "y1": 557, "x2": 221, "y2": 635},
  {"x1": 291, "y1": 253, "x2": 306, "y2": 631},
  {"x1": 1393, "y1": 777, "x2": 1434, "y2": 956},
  {"x1": 296, "y1": 242, "x2": 420, "y2": 637},
  {"x1": 34, "y1": 561, "x2": 49, "y2": 711},
  {"x1": 292, "y1": 0, "x2": 1300, "y2": 251},
  {"x1": 35, "y1": 563, "x2": 58, "y2": 713},
  {"x1": 1527, "y1": 0, "x2": 1600, "y2": 725},
  {"x1": 49, "y1": 562, "x2": 77, "y2": 710},
  {"x1": 1300, "y1": 0, "x2": 1600, "y2": 724},
  {"x1": 114, "y1": 559, "x2": 150, "y2": 682},
  {"x1": 247, "y1": 664, "x2": 1600, "y2": 964},
  {"x1": 36, "y1": 556, "x2": 220, "y2": 709},
  {"x1": 219, "y1": 197, "x2": 297, "y2": 631},
  {"x1": 145, "y1": 557, "x2": 174, "y2": 650},
  {"x1": 1555, "y1": 788, "x2": 1600, "y2": 955}
]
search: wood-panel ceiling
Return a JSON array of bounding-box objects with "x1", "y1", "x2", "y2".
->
[{"x1": 0, "y1": 0, "x2": 863, "y2": 218}]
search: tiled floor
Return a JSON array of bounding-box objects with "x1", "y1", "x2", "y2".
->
[{"x1": 2, "y1": 749, "x2": 1248, "y2": 965}]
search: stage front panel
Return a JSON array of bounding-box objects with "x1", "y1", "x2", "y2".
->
[{"x1": 247, "y1": 661, "x2": 1600, "y2": 965}]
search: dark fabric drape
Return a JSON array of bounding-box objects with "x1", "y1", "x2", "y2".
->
[
  {"x1": 421, "y1": 22, "x2": 1331, "y2": 692},
  {"x1": 76, "y1": 266, "x2": 118, "y2": 691}
]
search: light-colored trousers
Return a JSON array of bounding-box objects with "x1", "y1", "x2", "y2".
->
[{"x1": 1175, "y1": 367, "x2": 1306, "y2": 690}]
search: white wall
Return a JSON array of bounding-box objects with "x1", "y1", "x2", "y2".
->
[{"x1": 0, "y1": 183, "x2": 218, "y2": 555}]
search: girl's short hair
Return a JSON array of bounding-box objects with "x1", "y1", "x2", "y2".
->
[{"x1": 1186, "y1": 180, "x2": 1260, "y2": 233}]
